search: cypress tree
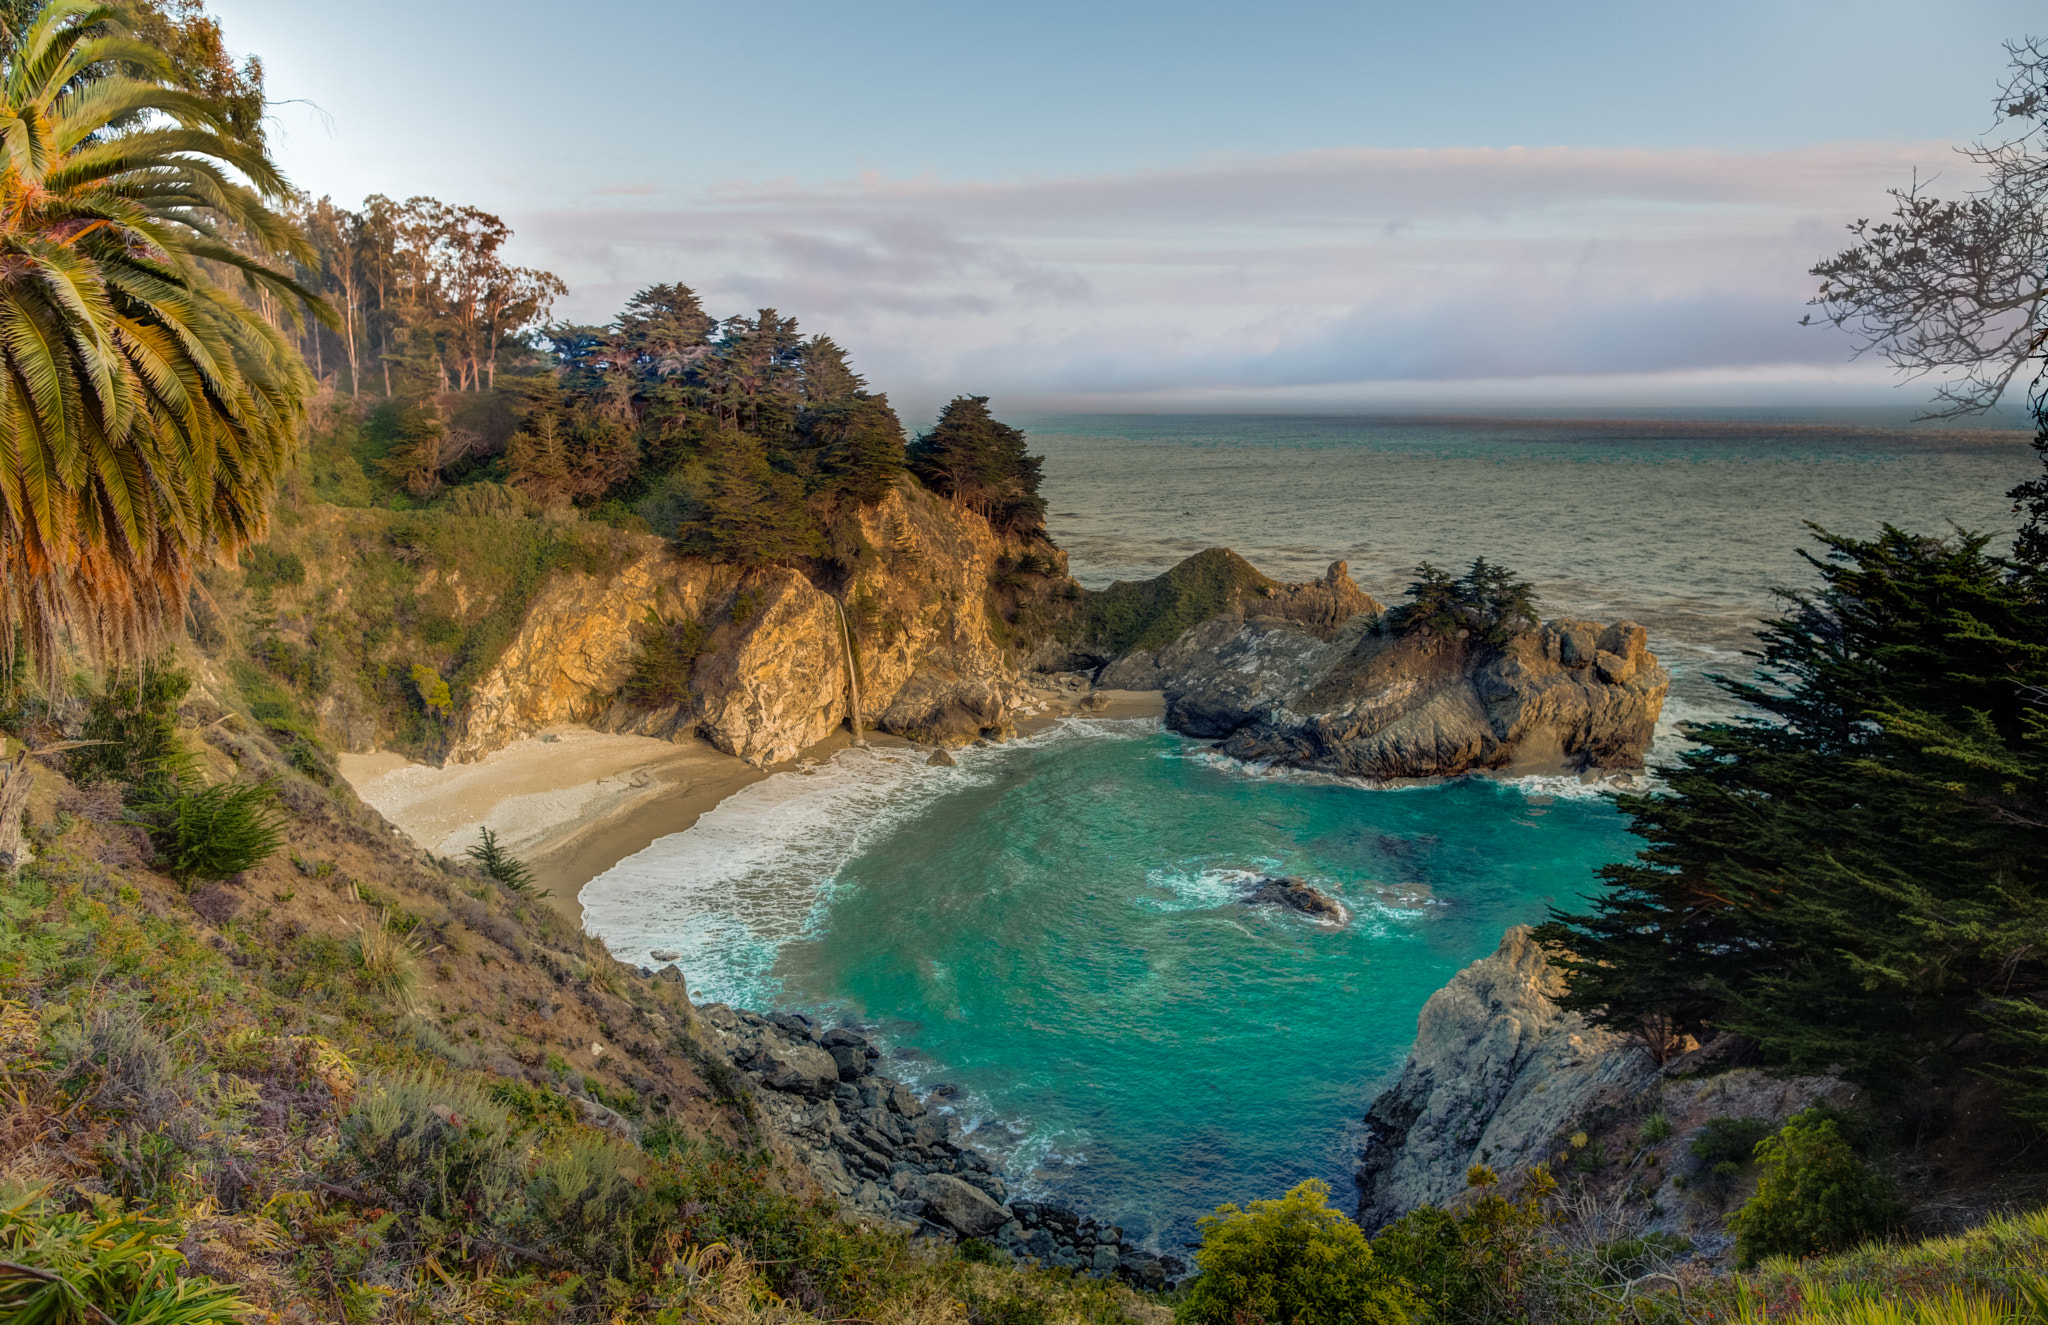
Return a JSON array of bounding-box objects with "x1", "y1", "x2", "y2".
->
[
  {"x1": 1537, "y1": 525, "x2": 2048, "y2": 1104},
  {"x1": 674, "y1": 431, "x2": 825, "y2": 566},
  {"x1": 906, "y1": 396, "x2": 1046, "y2": 533}
]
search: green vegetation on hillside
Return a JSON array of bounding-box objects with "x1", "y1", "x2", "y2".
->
[{"x1": 1079, "y1": 549, "x2": 1280, "y2": 656}]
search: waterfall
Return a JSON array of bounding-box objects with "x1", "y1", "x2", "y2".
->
[{"x1": 835, "y1": 599, "x2": 865, "y2": 744}]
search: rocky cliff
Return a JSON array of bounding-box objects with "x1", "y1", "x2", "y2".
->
[
  {"x1": 1096, "y1": 556, "x2": 1668, "y2": 778},
  {"x1": 1355, "y1": 927, "x2": 1854, "y2": 1251},
  {"x1": 448, "y1": 481, "x2": 1050, "y2": 765},
  {"x1": 697, "y1": 1001, "x2": 1186, "y2": 1288}
]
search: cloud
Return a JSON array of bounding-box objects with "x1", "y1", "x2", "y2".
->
[{"x1": 507, "y1": 142, "x2": 1965, "y2": 412}]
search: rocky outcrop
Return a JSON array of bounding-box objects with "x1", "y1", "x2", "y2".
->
[
  {"x1": 696, "y1": 1002, "x2": 1185, "y2": 1288},
  {"x1": 1354, "y1": 926, "x2": 1657, "y2": 1229},
  {"x1": 1096, "y1": 559, "x2": 1381, "y2": 690},
  {"x1": 1119, "y1": 579, "x2": 1667, "y2": 776},
  {"x1": 1354, "y1": 927, "x2": 1854, "y2": 1246},
  {"x1": 446, "y1": 482, "x2": 1042, "y2": 765},
  {"x1": 1240, "y1": 876, "x2": 1347, "y2": 924}
]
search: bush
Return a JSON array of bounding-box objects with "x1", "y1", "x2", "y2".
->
[
  {"x1": 70, "y1": 656, "x2": 192, "y2": 791},
  {"x1": 240, "y1": 543, "x2": 306, "y2": 591},
  {"x1": 1691, "y1": 1115, "x2": 1774, "y2": 1186},
  {"x1": 350, "y1": 911, "x2": 425, "y2": 1009},
  {"x1": 517, "y1": 1131, "x2": 662, "y2": 1276},
  {"x1": 1730, "y1": 1110, "x2": 1900, "y2": 1267},
  {"x1": 1370, "y1": 1164, "x2": 1558, "y2": 1324},
  {"x1": 342, "y1": 1072, "x2": 522, "y2": 1229},
  {"x1": 622, "y1": 608, "x2": 711, "y2": 708},
  {"x1": 0, "y1": 1196, "x2": 249, "y2": 1324},
  {"x1": 130, "y1": 778, "x2": 287, "y2": 882},
  {"x1": 466, "y1": 826, "x2": 538, "y2": 896},
  {"x1": 1178, "y1": 1179, "x2": 1414, "y2": 1325}
]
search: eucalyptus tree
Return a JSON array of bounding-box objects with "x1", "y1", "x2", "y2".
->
[{"x1": 0, "y1": 0, "x2": 327, "y2": 681}]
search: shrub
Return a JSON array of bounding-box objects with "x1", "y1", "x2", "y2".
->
[
  {"x1": 0, "y1": 1197, "x2": 249, "y2": 1324},
  {"x1": 623, "y1": 608, "x2": 712, "y2": 708},
  {"x1": 410, "y1": 663, "x2": 454, "y2": 716},
  {"x1": 467, "y1": 826, "x2": 538, "y2": 896},
  {"x1": 1729, "y1": 1109, "x2": 1901, "y2": 1267},
  {"x1": 341, "y1": 1072, "x2": 522, "y2": 1229},
  {"x1": 351, "y1": 911, "x2": 425, "y2": 1009},
  {"x1": 240, "y1": 543, "x2": 306, "y2": 591},
  {"x1": 130, "y1": 778, "x2": 287, "y2": 882},
  {"x1": 1177, "y1": 1179, "x2": 1414, "y2": 1325},
  {"x1": 71, "y1": 656, "x2": 192, "y2": 791},
  {"x1": 518, "y1": 1131, "x2": 662, "y2": 1276},
  {"x1": 1691, "y1": 1115, "x2": 1774, "y2": 1185},
  {"x1": 1640, "y1": 1109, "x2": 1673, "y2": 1143},
  {"x1": 1371, "y1": 1164, "x2": 1558, "y2": 1323}
]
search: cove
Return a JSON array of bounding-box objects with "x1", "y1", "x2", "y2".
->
[{"x1": 582, "y1": 719, "x2": 1641, "y2": 1251}]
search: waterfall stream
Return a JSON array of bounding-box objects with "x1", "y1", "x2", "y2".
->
[{"x1": 835, "y1": 599, "x2": 864, "y2": 743}]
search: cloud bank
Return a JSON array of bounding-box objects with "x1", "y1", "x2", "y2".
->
[{"x1": 515, "y1": 142, "x2": 1962, "y2": 415}]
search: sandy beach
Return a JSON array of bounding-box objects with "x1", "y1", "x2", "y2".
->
[{"x1": 336, "y1": 689, "x2": 1166, "y2": 932}]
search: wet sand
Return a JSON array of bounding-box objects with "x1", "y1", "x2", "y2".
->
[{"x1": 339, "y1": 691, "x2": 1168, "y2": 932}]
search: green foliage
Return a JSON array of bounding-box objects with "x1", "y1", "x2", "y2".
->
[
  {"x1": 240, "y1": 544, "x2": 307, "y2": 592},
  {"x1": 1730, "y1": 1110, "x2": 1901, "y2": 1268},
  {"x1": 342, "y1": 1072, "x2": 523, "y2": 1231},
  {"x1": 227, "y1": 659, "x2": 320, "y2": 741},
  {"x1": 1640, "y1": 1109, "x2": 1673, "y2": 1142},
  {"x1": 673, "y1": 430, "x2": 827, "y2": 565},
  {"x1": 409, "y1": 663, "x2": 453, "y2": 716},
  {"x1": 1692, "y1": 1116, "x2": 1775, "y2": 1183},
  {"x1": 906, "y1": 395, "x2": 1047, "y2": 534},
  {"x1": 1083, "y1": 548, "x2": 1279, "y2": 656},
  {"x1": 1177, "y1": 1179, "x2": 1414, "y2": 1325},
  {"x1": 0, "y1": 1196, "x2": 249, "y2": 1324},
  {"x1": 624, "y1": 607, "x2": 713, "y2": 708},
  {"x1": 1537, "y1": 526, "x2": 2048, "y2": 1106},
  {"x1": 71, "y1": 657, "x2": 193, "y2": 793},
  {"x1": 1369, "y1": 1164, "x2": 1558, "y2": 1324},
  {"x1": 130, "y1": 779, "x2": 288, "y2": 883},
  {"x1": 1390, "y1": 557, "x2": 1540, "y2": 643},
  {"x1": 466, "y1": 826, "x2": 538, "y2": 896}
]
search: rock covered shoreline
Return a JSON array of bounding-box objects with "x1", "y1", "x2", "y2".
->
[{"x1": 696, "y1": 1002, "x2": 1188, "y2": 1289}]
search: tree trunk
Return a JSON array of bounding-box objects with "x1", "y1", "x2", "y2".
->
[
  {"x1": 0, "y1": 753, "x2": 33, "y2": 872},
  {"x1": 343, "y1": 281, "x2": 361, "y2": 398}
]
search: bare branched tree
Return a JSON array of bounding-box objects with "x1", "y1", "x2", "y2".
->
[{"x1": 1806, "y1": 38, "x2": 2048, "y2": 418}]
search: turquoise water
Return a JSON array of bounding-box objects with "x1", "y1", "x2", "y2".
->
[
  {"x1": 586, "y1": 720, "x2": 1637, "y2": 1248},
  {"x1": 581, "y1": 412, "x2": 2033, "y2": 1248}
]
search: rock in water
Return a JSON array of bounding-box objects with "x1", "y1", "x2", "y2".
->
[
  {"x1": 649, "y1": 948, "x2": 681, "y2": 962},
  {"x1": 927, "y1": 749, "x2": 956, "y2": 767},
  {"x1": 1240, "y1": 876, "x2": 1347, "y2": 924}
]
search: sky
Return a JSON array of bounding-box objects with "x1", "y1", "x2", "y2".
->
[{"x1": 213, "y1": 0, "x2": 2043, "y2": 419}]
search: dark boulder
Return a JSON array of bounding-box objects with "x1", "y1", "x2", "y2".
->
[{"x1": 1241, "y1": 875, "x2": 1348, "y2": 924}]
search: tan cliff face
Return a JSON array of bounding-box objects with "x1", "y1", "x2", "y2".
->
[{"x1": 445, "y1": 482, "x2": 1042, "y2": 766}]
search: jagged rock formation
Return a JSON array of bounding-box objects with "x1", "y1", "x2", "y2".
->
[
  {"x1": 1095, "y1": 556, "x2": 1382, "y2": 688},
  {"x1": 448, "y1": 483, "x2": 1046, "y2": 765},
  {"x1": 1093, "y1": 554, "x2": 1668, "y2": 777},
  {"x1": 696, "y1": 1003, "x2": 1186, "y2": 1288},
  {"x1": 1354, "y1": 927, "x2": 1854, "y2": 1247},
  {"x1": 1240, "y1": 876, "x2": 1348, "y2": 924}
]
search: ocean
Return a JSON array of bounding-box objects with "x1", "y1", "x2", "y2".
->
[{"x1": 579, "y1": 411, "x2": 2033, "y2": 1250}]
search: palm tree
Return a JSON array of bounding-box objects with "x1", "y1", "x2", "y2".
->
[{"x1": 0, "y1": 1, "x2": 326, "y2": 683}]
